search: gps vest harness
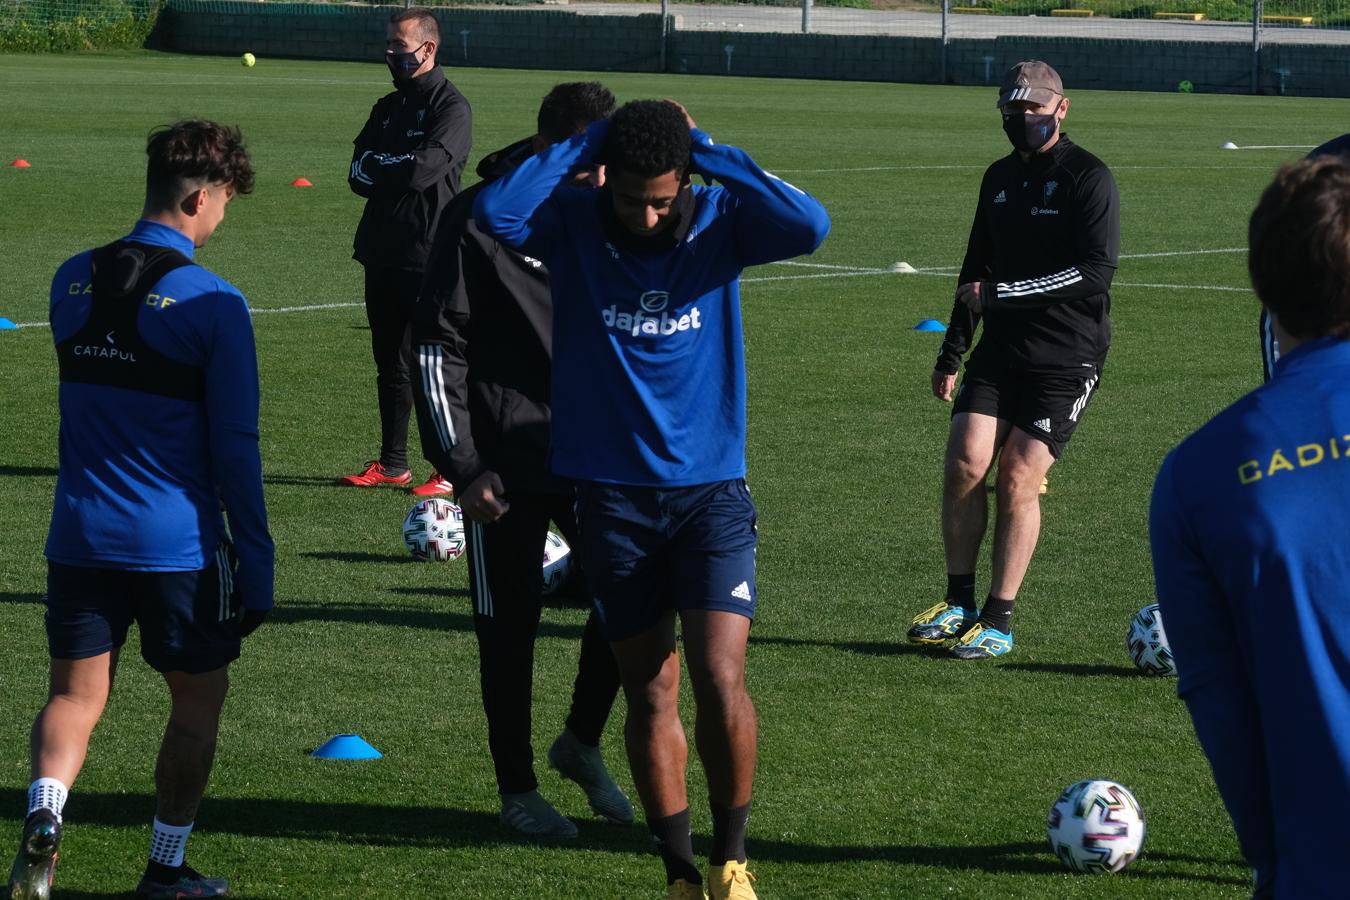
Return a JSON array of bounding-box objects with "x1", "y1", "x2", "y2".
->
[{"x1": 56, "y1": 241, "x2": 206, "y2": 402}]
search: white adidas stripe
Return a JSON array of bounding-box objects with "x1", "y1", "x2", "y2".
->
[
  {"x1": 417, "y1": 344, "x2": 456, "y2": 451},
  {"x1": 998, "y1": 268, "x2": 1083, "y2": 299},
  {"x1": 470, "y1": 521, "x2": 493, "y2": 618},
  {"x1": 1068, "y1": 374, "x2": 1099, "y2": 423}
]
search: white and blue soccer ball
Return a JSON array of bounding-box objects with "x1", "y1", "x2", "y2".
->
[
  {"x1": 402, "y1": 498, "x2": 466, "y2": 562},
  {"x1": 542, "y1": 531, "x2": 573, "y2": 596},
  {"x1": 1127, "y1": 603, "x2": 1176, "y2": 676},
  {"x1": 1047, "y1": 779, "x2": 1146, "y2": 873}
]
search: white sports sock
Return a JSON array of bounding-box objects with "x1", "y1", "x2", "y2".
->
[
  {"x1": 148, "y1": 818, "x2": 193, "y2": 868},
  {"x1": 27, "y1": 778, "x2": 68, "y2": 822}
]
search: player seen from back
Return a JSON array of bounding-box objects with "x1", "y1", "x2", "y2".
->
[
  {"x1": 908, "y1": 60, "x2": 1120, "y2": 659},
  {"x1": 413, "y1": 81, "x2": 633, "y2": 838},
  {"x1": 7, "y1": 120, "x2": 273, "y2": 900},
  {"x1": 1151, "y1": 156, "x2": 1350, "y2": 898},
  {"x1": 475, "y1": 100, "x2": 830, "y2": 899}
]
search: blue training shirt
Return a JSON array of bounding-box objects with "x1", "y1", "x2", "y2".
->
[
  {"x1": 474, "y1": 119, "x2": 830, "y2": 487},
  {"x1": 46, "y1": 219, "x2": 274, "y2": 611},
  {"x1": 1150, "y1": 336, "x2": 1350, "y2": 897}
]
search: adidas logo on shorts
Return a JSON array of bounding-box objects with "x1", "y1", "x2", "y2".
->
[
  {"x1": 1033, "y1": 417, "x2": 1052, "y2": 433},
  {"x1": 731, "y1": 581, "x2": 753, "y2": 602}
]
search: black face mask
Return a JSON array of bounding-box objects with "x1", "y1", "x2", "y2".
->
[
  {"x1": 386, "y1": 43, "x2": 427, "y2": 81},
  {"x1": 1002, "y1": 109, "x2": 1060, "y2": 154}
]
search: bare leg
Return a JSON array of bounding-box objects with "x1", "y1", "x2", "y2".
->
[
  {"x1": 609, "y1": 613, "x2": 686, "y2": 819},
  {"x1": 990, "y1": 430, "x2": 1057, "y2": 601},
  {"x1": 680, "y1": 610, "x2": 755, "y2": 808},
  {"x1": 155, "y1": 667, "x2": 229, "y2": 826},
  {"x1": 30, "y1": 651, "x2": 119, "y2": 787},
  {"x1": 942, "y1": 413, "x2": 1010, "y2": 574}
]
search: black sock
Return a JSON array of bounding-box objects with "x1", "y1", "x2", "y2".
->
[
  {"x1": 946, "y1": 573, "x2": 976, "y2": 611},
  {"x1": 980, "y1": 595, "x2": 1015, "y2": 633},
  {"x1": 649, "y1": 809, "x2": 700, "y2": 885},
  {"x1": 709, "y1": 801, "x2": 750, "y2": 866},
  {"x1": 143, "y1": 861, "x2": 184, "y2": 885}
]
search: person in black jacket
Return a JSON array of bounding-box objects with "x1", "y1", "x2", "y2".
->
[
  {"x1": 342, "y1": 7, "x2": 471, "y2": 496},
  {"x1": 907, "y1": 60, "x2": 1120, "y2": 660},
  {"x1": 413, "y1": 82, "x2": 632, "y2": 839}
]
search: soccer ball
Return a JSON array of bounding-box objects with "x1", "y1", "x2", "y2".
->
[
  {"x1": 241, "y1": 52, "x2": 256, "y2": 68},
  {"x1": 542, "y1": 531, "x2": 573, "y2": 596},
  {"x1": 1047, "y1": 779, "x2": 1146, "y2": 873},
  {"x1": 1127, "y1": 603, "x2": 1176, "y2": 676},
  {"x1": 1177, "y1": 79, "x2": 1193, "y2": 93},
  {"x1": 402, "y1": 498, "x2": 466, "y2": 561}
]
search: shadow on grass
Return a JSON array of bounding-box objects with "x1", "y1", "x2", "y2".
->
[
  {"x1": 1000, "y1": 662, "x2": 1141, "y2": 679},
  {"x1": 4, "y1": 791, "x2": 1245, "y2": 887},
  {"x1": 269, "y1": 600, "x2": 585, "y2": 640},
  {"x1": 55, "y1": 892, "x2": 266, "y2": 900},
  {"x1": 264, "y1": 474, "x2": 346, "y2": 487},
  {"x1": 0, "y1": 592, "x2": 42, "y2": 605},
  {"x1": 749, "y1": 634, "x2": 934, "y2": 658},
  {"x1": 301, "y1": 551, "x2": 422, "y2": 565},
  {"x1": 0, "y1": 464, "x2": 58, "y2": 477}
]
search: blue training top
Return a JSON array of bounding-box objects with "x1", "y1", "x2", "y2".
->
[
  {"x1": 1150, "y1": 336, "x2": 1350, "y2": 897},
  {"x1": 46, "y1": 219, "x2": 274, "y2": 611},
  {"x1": 474, "y1": 119, "x2": 830, "y2": 487}
]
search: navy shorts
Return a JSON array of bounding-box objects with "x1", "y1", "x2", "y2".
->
[
  {"x1": 953, "y1": 356, "x2": 1103, "y2": 459},
  {"x1": 574, "y1": 479, "x2": 758, "y2": 642},
  {"x1": 45, "y1": 547, "x2": 242, "y2": 674}
]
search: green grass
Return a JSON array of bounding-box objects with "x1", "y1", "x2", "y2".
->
[{"x1": 1, "y1": 49, "x2": 1338, "y2": 898}]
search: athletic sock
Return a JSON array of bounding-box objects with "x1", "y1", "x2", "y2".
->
[
  {"x1": 148, "y1": 818, "x2": 193, "y2": 869},
  {"x1": 979, "y1": 595, "x2": 1015, "y2": 633},
  {"x1": 708, "y1": 801, "x2": 751, "y2": 867},
  {"x1": 27, "y1": 777, "x2": 68, "y2": 823},
  {"x1": 649, "y1": 809, "x2": 701, "y2": 885},
  {"x1": 946, "y1": 573, "x2": 977, "y2": 612}
]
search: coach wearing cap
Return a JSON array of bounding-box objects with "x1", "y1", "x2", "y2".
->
[{"x1": 905, "y1": 60, "x2": 1120, "y2": 659}]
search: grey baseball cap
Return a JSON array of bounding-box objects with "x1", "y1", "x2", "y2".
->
[{"x1": 997, "y1": 60, "x2": 1064, "y2": 108}]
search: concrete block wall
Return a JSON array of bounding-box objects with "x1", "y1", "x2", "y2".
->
[{"x1": 154, "y1": 1, "x2": 1350, "y2": 98}]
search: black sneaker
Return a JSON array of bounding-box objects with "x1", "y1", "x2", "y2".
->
[
  {"x1": 134, "y1": 862, "x2": 229, "y2": 899},
  {"x1": 7, "y1": 809, "x2": 61, "y2": 900}
]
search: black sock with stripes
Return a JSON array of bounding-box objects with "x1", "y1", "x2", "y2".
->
[
  {"x1": 946, "y1": 573, "x2": 976, "y2": 611},
  {"x1": 650, "y1": 809, "x2": 701, "y2": 885},
  {"x1": 709, "y1": 801, "x2": 751, "y2": 866},
  {"x1": 979, "y1": 595, "x2": 1015, "y2": 633}
]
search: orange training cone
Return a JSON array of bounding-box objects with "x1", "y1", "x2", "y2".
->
[
  {"x1": 290, "y1": 177, "x2": 312, "y2": 187},
  {"x1": 11, "y1": 159, "x2": 31, "y2": 168}
]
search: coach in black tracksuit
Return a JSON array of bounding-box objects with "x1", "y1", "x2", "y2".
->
[
  {"x1": 344, "y1": 8, "x2": 471, "y2": 490},
  {"x1": 906, "y1": 60, "x2": 1120, "y2": 660},
  {"x1": 412, "y1": 83, "x2": 632, "y2": 838}
]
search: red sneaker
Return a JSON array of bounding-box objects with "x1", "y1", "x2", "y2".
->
[
  {"x1": 337, "y1": 461, "x2": 412, "y2": 487},
  {"x1": 410, "y1": 472, "x2": 454, "y2": 497}
]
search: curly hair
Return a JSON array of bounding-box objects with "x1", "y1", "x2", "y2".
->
[
  {"x1": 537, "y1": 82, "x2": 616, "y2": 143},
  {"x1": 600, "y1": 99, "x2": 690, "y2": 179},
  {"x1": 1249, "y1": 156, "x2": 1350, "y2": 340},
  {"x1": 145, "y1": 120, "x2": 254, "y2": 210}
]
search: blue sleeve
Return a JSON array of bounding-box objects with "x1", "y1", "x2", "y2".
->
[
  {"x1": 1150, "y1": 454, "x2": 1274, "y2": 886},
  {"x1": 206, "y1": 290, "x2": 275, "y2": 611},
  {"x1": 474, "y1": 120, "x2": 607, "y2": 260},
  {"x1": 689, "y1": 128, "x2": 830, "y2": 267}
]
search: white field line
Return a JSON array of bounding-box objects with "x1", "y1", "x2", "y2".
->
[
  {"x1": 1228, "y1": 144, "x2": 1316, "y2": 150},
  {"x1": 4, "y1": 250, "x2": 1249, "y2": 329},
  {"x1": 772, "y1": 164, "x2": 1289, "y2": 174}
]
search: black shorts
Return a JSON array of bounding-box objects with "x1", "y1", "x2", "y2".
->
[
  {"x1": 45, "y1": 548, "x2": 242, "y2": 674},
  {"x1": 953, "y1": 356, "x2": 1103, "y2": 458},
  {"x1": 574, "y1": 479, "x2": 758, "y2": 643}
]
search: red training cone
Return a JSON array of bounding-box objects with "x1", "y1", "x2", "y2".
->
[
  {"x1": 290, "y1": 177, "x2": 312, "y2": 187},
  {"x1": 11, "y1": 159, "x2": 31, "y2": 168}
]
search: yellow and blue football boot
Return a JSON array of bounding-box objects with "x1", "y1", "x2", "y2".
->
[
  {"x1": 907, "y1": 601, "x2": 977, "y2": 645},
  {"x1": 950, "y1": 622, "x2": 1013, "y2": 659}
]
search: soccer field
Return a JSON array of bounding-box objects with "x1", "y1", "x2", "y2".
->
[{"x1": 1, "y1": 50, "x2": 1341, "y2": 898}]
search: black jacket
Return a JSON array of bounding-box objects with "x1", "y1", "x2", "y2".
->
[
  {"x1": 412, "y1": 139, "x2": 568, "y2": 495},
  {"x1": 349, "y1": 66, "x2": 472, "y2": 273},
  {"x1": 937, "y1": 135, "x2": 1120, "y2": 373}
]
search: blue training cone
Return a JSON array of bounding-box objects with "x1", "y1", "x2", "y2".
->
[
  {"x1": 0, "y1": 318, "x2": 16, "y2": 330},
  {"x1": 311, "y1": 733, "x2": 382, "y2": 760},
  {"x1": 913, "y1": 319, "x2": 946, "y2": 332}
]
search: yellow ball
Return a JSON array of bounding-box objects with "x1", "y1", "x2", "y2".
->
[{"x1": 241, "y1": 52, "x2": 256, "y2": 68}]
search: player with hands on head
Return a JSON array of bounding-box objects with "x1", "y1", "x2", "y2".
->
[{"x1": 475, "y1": 97, "x2": 830, "y2": 899}]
